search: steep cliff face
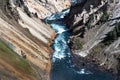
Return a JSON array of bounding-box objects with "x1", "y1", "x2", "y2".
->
[
  {"x1": 0, "y1": 0, "x2": 65, "y2": 79},
  {"x1": 66, "y1": 0, "x2": 120, "y2": 79},
  {"x1": 0, "y1": 0, "x2": 72, "y2": 79},
  {"x1": 13, "y1": 0, "x2": 71, "y2": 19}
]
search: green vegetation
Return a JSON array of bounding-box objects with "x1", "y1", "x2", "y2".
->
[
  {"x1": 91, "y1": 43, "x2": 105, "y2": 54},
  {"x1": 0, "y1": 39, "x2": 34, "y2": 75},
  {"x1": 102, "y1": 22, "x2": 120, "y2": 45},
  {"x1": 75, "y1": 38, "x2": 83, "y2": 49},
  {"x1": 92, "y1": 22, "x2": 120, "y2": 54},
  {"x1": 100, "y1": 12, "x2": 110, "y2": 23}
]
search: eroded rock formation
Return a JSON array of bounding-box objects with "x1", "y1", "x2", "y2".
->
[
  {"x1": 0, "y1": 0, "x2": 71, "y2": 80},
  {"x1": 13, "y1": 0, "x2": 71, "y2": 19},
  {"x1": 66, "y1": 0, "x2": 120, "y2": 79}
]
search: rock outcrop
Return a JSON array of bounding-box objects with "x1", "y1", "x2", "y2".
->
[
  {"x1": 66, "y1": 0, "x2": 120, "y2": 79},
  {"x1": 13, "y1": 0, "x2": 71, "y2": 19},
  {"x1": 0, "y1": 0, "x2": 72, "y2": 79}
]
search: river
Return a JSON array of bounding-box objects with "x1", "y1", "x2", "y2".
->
[{"x1": 45, "y1": 9, "x2": 115, "y2": 80}]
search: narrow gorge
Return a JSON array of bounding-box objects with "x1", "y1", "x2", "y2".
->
[{"x1": 0, "y1": 0, "x2": 120, "y2": 80}]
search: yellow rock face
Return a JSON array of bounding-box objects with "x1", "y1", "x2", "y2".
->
[
  {"x1": 0, "y1": 5, "x2": 56, "y2": 74},
  {"x1": 0, "y1": 0, "x2": 71, "y2": 77},
  {"x1": 0, "y1": 16, "x2": 55, "y2": 72},
  {"x1": 22, "y1": 0, "x2": 71, "y2": 19}
]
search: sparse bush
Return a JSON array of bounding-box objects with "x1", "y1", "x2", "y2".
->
[
  {"x1": 100, "y1": 12, "x2": 109, "y2": 23},
  {"x1": 75, "y1": 38, "x2": 83, "y2": 49},
  {"x1": 102, "y1": 22, "x2": 120, "y2": 45},
  {"x1": 91, "y1": 43, "x2": 105, "y2": 54}
]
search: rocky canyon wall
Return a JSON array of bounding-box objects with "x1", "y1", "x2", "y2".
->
[
  {"x1": 0, "y1": 0, "x2": 71, "y2": 80},
  {"x1": 66, "y1": 0, "x2": 120, "y2": 79},
  {"x1": 14, "y1": 0, "x2": 71, "y2": 19}
]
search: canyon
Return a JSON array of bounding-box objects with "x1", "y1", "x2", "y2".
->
[{"x1": 0, "y1": 0, "x2": 120, "y2": 80}]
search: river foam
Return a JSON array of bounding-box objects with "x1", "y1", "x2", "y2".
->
[{"x1": 45, "y1": 8, "x2": 115, "y2": 80}]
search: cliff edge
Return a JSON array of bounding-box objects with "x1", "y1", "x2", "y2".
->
[
  {"x1": 65, "y1": 0, "x2": 120, "y2": 79},
  {"x1": 0, "y1": 0, "x2": 71, "y2": 79}
]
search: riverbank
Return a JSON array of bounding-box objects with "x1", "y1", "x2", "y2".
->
[{"x1": 44, "y1": 1, "x2": 117, "y2": 80}]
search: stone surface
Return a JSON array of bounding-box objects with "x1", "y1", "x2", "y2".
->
[
  {"x1": 0, "y1": 0, "x2": 65, "y2": 79},
  {"x1": 20, "y1": 0, "x2": 71, "y2": 19},
  {"x1": 66, "y1": 0, "x2": 120, "y2": 79}
]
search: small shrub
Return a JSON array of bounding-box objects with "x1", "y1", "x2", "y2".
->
[
  {"x1": 75, "y1": 38, "x2": 83, "y2": 49},
  {"x1": 102, "y1": 22, "x2": 120, "y2": 45},
  {"x1": 100, "y1": 12, "x2": 109, "y2": 23}
]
